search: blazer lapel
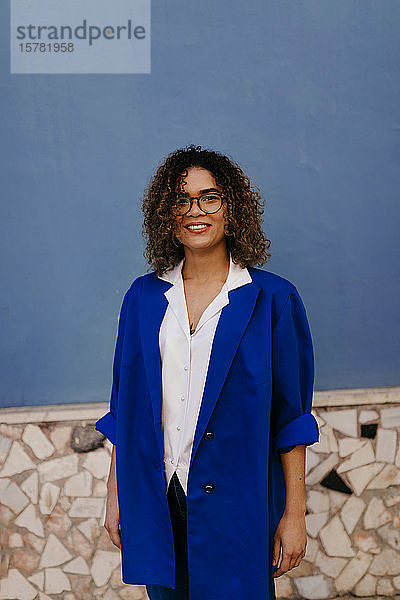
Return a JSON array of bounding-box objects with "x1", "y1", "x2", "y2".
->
[
  {"x1": 189, "y1": 280, "x2": 261, "y2": 470},
  {"x1": 139, "y1": 272, "x2": 261, "y2": 474}
]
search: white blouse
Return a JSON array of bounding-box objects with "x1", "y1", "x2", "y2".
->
[{"x1": 157, "y1": 253, "x2": 252, "y2": 494}]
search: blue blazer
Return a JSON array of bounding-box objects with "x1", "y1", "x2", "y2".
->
[{"x1": 95, "y1": 265, "x2": 320, "y2": 600}]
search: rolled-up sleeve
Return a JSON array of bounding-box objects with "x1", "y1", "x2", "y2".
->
[
  {"x1": 270, "y1": 287, "x2": 319, "y2": 456},
  {"x1": 95, "y1": 289, "x2": 129, "y2": 445}
]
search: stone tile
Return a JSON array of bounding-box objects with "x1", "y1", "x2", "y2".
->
[
  {"x1": 340, "y1": 496, "x2": 366, "y2": 534},
  {"x1": 322, "y1": 409, "x2": 358, "y2": 437},
  {"x1": 315, "y1": 550, "x2": 347, "y2": 578},
  {"x1": 37, "y1": 454, "x2": 78, "y2": 483},
  {"x1": 273, "y1": 576, "x2": 293, "y2": 600},
  {"x1": 39, "y1": 482, "x2": 60, "y2": 515},
  {"x1": 69, "y1": 574, "x2": 92, "y2": 599},
  {"x1": 49, "y1": 426, "x2": 71, "y2": 452},
  {"x1": 40, "y1": 533, "x2": 73, "y2": 568},
  {"x1": 58, "y1": 496, "x2": 72, "y2": 512},
  {"x1": 385, "y1": 489, "x2": 400, "y2": 507},
  {"x1": 46, "y1": 506, "x2": 72, "y2": 537},
  {"x1": 304, "y1": 537, "x2": 319, "y2": 563},
  {"x1": 305, "y1": 512, "x2": 329, "y2": 538},
  {"x1": 82, "y1": 448, "x2": 110, "y2": 480},
  {"x1": 366, "y1": 463, "x2": 400, "y2": 489},
  {"x1": 27, "y1": 571, "x2": 44, "y2": 591},
  {"x1": 369, "y1": 547, "x2": 400, "y2": 576},
  {"x1": 110, "y1": 566, "x2": 123, "y2": 587},
  {"x1": 334, "y1": 550, "x2": 372, "y2": 593},
  {"x1": 305, "y1": 453, "x2": 339, "y2": 486},
  {"x1": 327, "y1": 489, "x2": 348, "y2": 512},
  {"x1": 24, "y1": 532, "x2": 45, "y2": 553},
  {"x1": 119, "y1": 587, "x2": 147, "y2": 599},
  {"x1": 338, "y1": 438, "x2": 367, "y2": 458},
  {"x1": 359, "y1": 409, "x2": 379, "y2": 423},
  {"x1": 394, "y1": 574, "x2": 400, "y2": 590},
  {"x1": 319, "y1": 515, "x2": 355, "y2": 557},
  {"x1": 20, "y1": 472, "x2": 39, "y2": 504},
  {"x1": 93, "y1": 479, "x2": 108, "y2": 497},
  {"x1": 0, "y1": 568, "x2": 37, "y2": 600},
  {"x1": 64, "y1": 594, "x2": 77, "y2": 600},
  {"x1": 102, "y1": 589, "x2": 120, "y2": 600},
  {"x1": 346, "y1": 462, "x2": 385, "y2": 495},
  {"x1": 0, "y1": 480, "x2": 29, "y2": 514},
  {"x1": 0, "y1": 434, "x2": 12, "y2": 465},
  {"x1": 90, "y1": 550, "x2": 121, "y2": 587},
  {"x1": 337, "y1": 440, "x2": 375, "y2": 473},
  {"x1": 376, "y1": 578, "x2": 395, "y2": 596},
  {"x1": 354, "y1": 573, "x2": 377, "y2": 597},
  {"x1": 14, "y1": 503, "x2": 44, "y2": 537},
  {"x1": 38, "y1": 593, "x2": 53, "y2": 600},
  {"x1": 0, "y1": 504, "x2": 13, "y2": 525},
  {"x1": 77, "y1": 517, "x2": 101, "y2": 543},
  {"x1": 9, "y1": 533, "x2": 23, "y2": 548},
  {"x1": 292, "y1": 574, "x2": 332, "y2": 599},
  {"x1": 68, "y1": 497, "x2": 104, "y2": 518},
  {"x1": 0, "y1": 424, "x2": 23, "y2": 440},
  {"x1": 65, "y1": 528, "x2": 92, "y2": 561},
  {"x1": 377, "y1": 523, "x2": 400, "y2": 551},
  {"x1": 0, "y1": 441, "x2": 36, "y2": 477},
  {"x1": 0, "y1": 552, "x2": 10, "y2": 579},
  {"x1": 44, "y1": 567, "x2": 72, "y2": 594},
  {"x1": 381, "y1": 406, "x2": 400, "y2": 428},
  {"x1": 305, "y1": 449, "x2": 321, "y2": 475},
  {"x1": 22, "y1": 425, "x2": 55, "y2": 460},
  {"x1": 306, "y1": 490, "x2": 330, "y2": 514},
  {"x1": 63, "y1": 556, "x2": 90, "y2": 575},
  {"x1": 0, "y1": 527, "x2": 8, "y2": 547},
  {"x1": 363, "y1": 496, "x2": 392, "y2": 529},
  {"x1": 353, "y1": 530, "x2": 380, "y2": 554},
  {"x1": 375, "y1": 428, "x2": 397, "y2": 463},
  {"x1": 63, "y1": 470, "x2": 92, "y2": 497},
  {"x1": 12, "y1": 549, "x2": 40, "y2": 574}
]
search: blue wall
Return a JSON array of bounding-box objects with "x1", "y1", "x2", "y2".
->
[{"x1": 1, "y1": 0, "x2": 399, "y2": 407}]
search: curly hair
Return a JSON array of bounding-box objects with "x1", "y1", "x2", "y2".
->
[{"x1": 141, "y1": 144, "x2": 272, "y2": 276}]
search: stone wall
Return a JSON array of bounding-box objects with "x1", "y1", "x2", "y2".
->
[{"x1": 0, "y1": 388, "x2": 399, "y2": 600}]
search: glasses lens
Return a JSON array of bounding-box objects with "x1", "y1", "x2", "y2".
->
[
  {"x1": 199, "y1": 194, "x2": 222, "y2": 213},
  {"x1": 172, "y1": 193, "x2": 223, "y2": 215},
  {"x1": 173, "y1": 197, "x2": 191, "y2": 215}
]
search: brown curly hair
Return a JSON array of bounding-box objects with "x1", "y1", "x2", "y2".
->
[{"x1": 141, "y1": 144, "x2": 272, "y2": 276}]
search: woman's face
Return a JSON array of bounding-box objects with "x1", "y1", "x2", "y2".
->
[{"x1": 173, "y1": 167, "x2": 228, "y2": 252}]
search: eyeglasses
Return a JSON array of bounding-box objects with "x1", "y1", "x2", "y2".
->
[{"x1": 172, "y1": 192, "x2": 225, "y2": 216}]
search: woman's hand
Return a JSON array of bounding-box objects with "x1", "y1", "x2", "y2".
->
[
  {"x1": 271, "y1": 511, "x2": 307, "y2": 578},
  {"x1": 104, "y1": 446, "x2": 121, "y2": 549}
]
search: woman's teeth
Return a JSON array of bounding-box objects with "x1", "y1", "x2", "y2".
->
[{"x1": 187, "y1": 224, "x2": 209, "y2": 231}]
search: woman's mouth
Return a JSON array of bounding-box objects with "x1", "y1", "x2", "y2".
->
[{"x1": 184, "y1": 224, "x2": 211, "y2": 234}]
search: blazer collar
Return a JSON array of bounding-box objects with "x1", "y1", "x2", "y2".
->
[{"x1": 157, "y1": 252, "x2": 253, "y2": 291}]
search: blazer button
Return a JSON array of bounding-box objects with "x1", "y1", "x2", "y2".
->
[
  {"x1": 203, "y1": 483, "x2": 215, "y2": 493},
  {"x1": 204, "y1": 431, "x2": 215, "y2": 440}
]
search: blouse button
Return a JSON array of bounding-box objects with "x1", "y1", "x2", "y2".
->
[
  {"x1": 184, "y1": 365, "x2": 188, "y2": 370},
  {"x1": 177, "y1": 426, "x2": 181, "y2": 431}
]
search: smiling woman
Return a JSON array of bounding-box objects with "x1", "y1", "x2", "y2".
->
[{"x1": 95, "y1": 144, "x2": 319, "y2": 600}]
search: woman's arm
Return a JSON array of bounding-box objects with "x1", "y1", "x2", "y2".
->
[
  {"x1": 271, "y1": 444, "x2": 307, "y2": 578},
  {"x1": 104, "y1": 445, "x2": 121, "y2": 549}
]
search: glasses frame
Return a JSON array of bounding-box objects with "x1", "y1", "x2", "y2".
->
[{"x1": 172, "y1": 192, "x2": 226, "y2": 216}]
